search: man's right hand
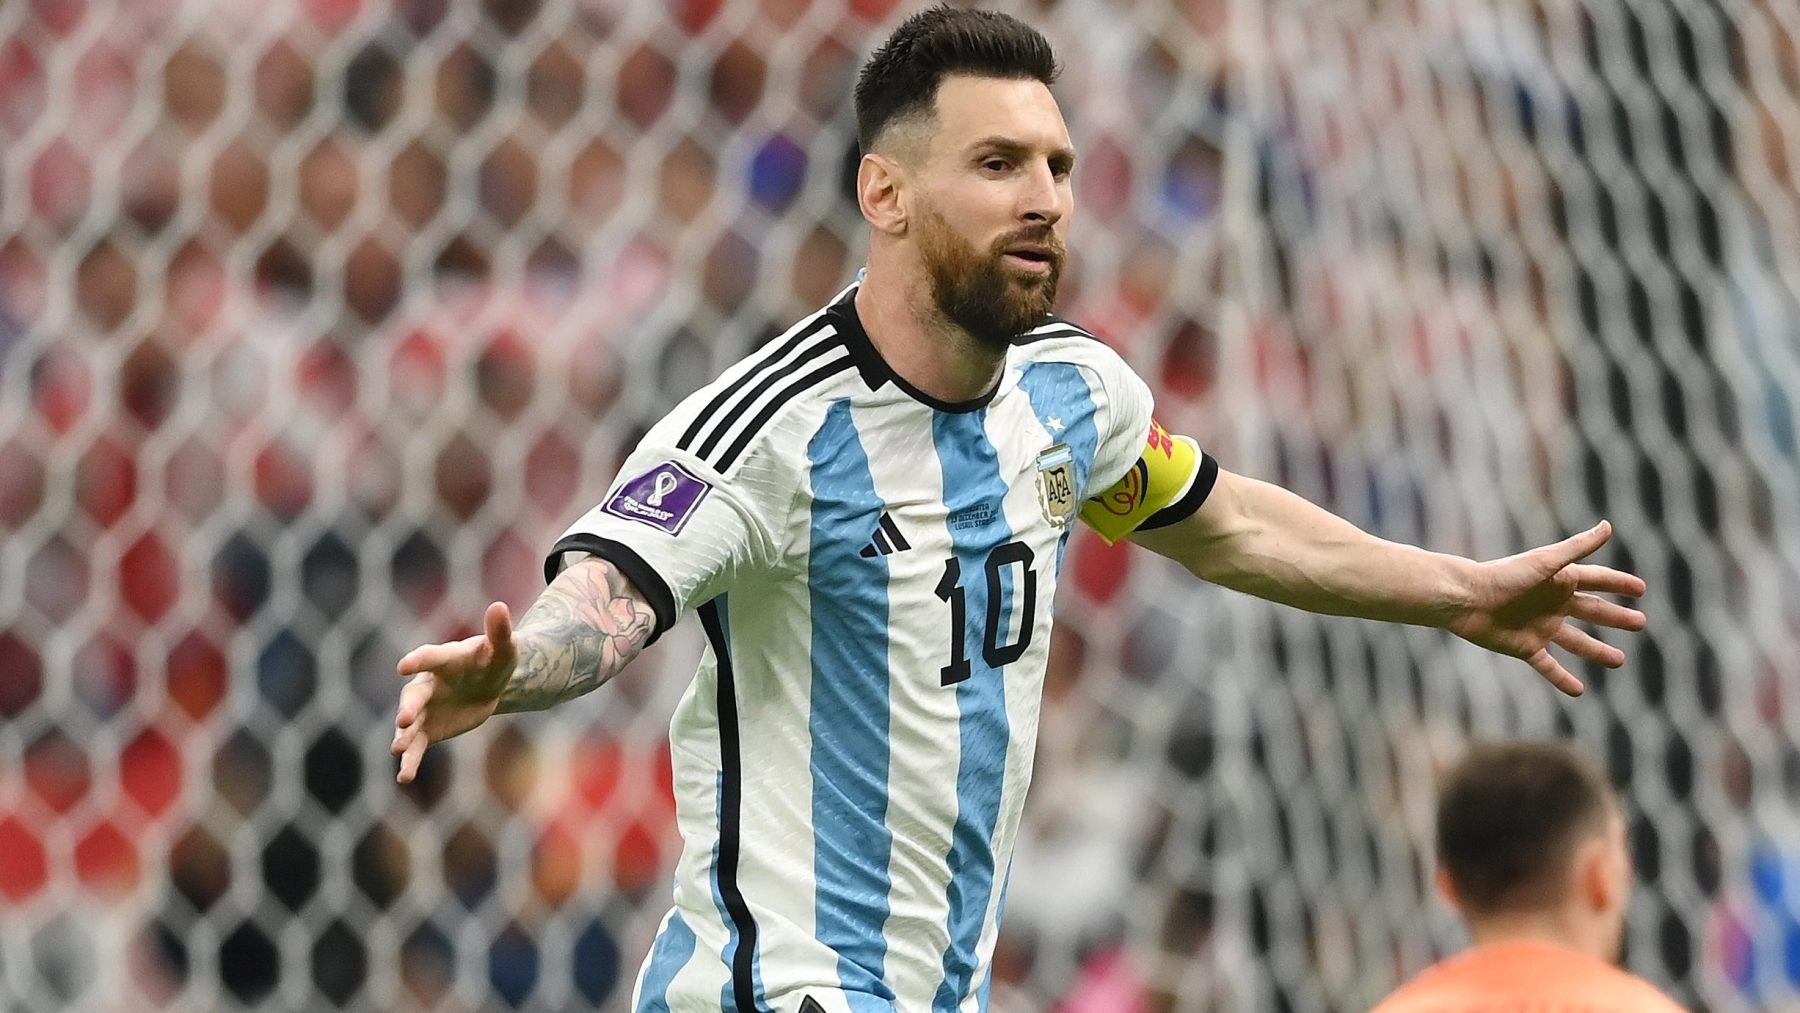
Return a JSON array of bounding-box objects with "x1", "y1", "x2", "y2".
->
[{"x1": 392, "y1": 601, "x2": 518, "y2": 783}]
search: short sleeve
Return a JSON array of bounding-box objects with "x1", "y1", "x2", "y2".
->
[
  {"x1": 545, "y1": 439, "x2": 784, "y2": 646},
  {"x1": 1076, "y1": 353, "x2": 1217, "y2": 544},
  {"x1": 1087, "y1": 356, "x2": 1157, "y2": 491}
]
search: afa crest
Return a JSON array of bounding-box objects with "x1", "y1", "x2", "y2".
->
[{"x1": 1036, "y1": 443, "x2": 1077, "y2": 527}]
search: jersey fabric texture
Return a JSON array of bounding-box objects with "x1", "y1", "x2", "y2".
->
[
  {"x1": 1372, "y1": 939, "x2": 1688, "y2": 1013},
  {"x1": 547, "y1": 284, "x2": 1213, "y2": 1013}
]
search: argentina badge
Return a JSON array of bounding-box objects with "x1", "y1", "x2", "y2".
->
[{"x1": 1036, "y1": 443, "x2": 1077, "y2": 527}]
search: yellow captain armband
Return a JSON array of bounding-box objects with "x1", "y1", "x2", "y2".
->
[{"x1": 1080, "y1": 418, "x2": 1218, "y2": 544}]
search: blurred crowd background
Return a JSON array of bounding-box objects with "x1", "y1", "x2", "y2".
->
[{"x1": 2, "y1": 0, "x2": 1799, "y2": 1009}]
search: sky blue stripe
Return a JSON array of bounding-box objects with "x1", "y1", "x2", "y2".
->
[
  {"x1": 931, "y1": 409, "x2": 1015, "y2": 1012},
  {"x1": 847, "y1": 987, "x2": 895, "y2": 1012},
  {"x1": 634, "y1": 911, "x2": 696, "y2": 1013},
  {"x1": 972, "y1": 863, "x2": 1017, "y2": 1013},
  {"x1": 1017, "y1": 363, "x2": 1101, "y2": 496},
  {"x1": 707, "y1": 599, "x2": 769, "y2": 1013},
  {"x1": 806, "y1": 399, "x2": 898, "y2": 1003},
  {"x1": 1019, "y1": 362, "x2": 1103, "y2": 577}
]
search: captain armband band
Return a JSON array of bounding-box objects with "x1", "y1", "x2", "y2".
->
[{"x1": 1080, "y1": 419, "x2": 1217, "y2": 544}]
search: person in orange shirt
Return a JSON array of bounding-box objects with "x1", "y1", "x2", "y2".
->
[{"x1": 1374, "y1": 740, "x2": 1686, "y2": 1012}]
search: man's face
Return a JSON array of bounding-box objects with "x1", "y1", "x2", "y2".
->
[{"x1": 907, "y1": 75, "x2": 1075, "y2": 350}]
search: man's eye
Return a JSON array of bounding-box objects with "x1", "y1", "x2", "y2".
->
[{"x1": 983, "y1": 158, "x2": 1011, "y2": 172}]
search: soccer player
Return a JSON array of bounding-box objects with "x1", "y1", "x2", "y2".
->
[
  {"x1": 1373, "y1": 741, "x2": 1685, "y2": 1012},
  {"x1": 392, "y1": 8, "x2": 1649, "y2": 1011}
]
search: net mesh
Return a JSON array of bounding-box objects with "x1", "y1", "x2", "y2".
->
[{"x1": 2, "y1": 0, "x2": 1796, "y2": 1010}]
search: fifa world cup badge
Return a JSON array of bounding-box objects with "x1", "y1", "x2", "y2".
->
[{"x1": 1036, "y1": 444, "x2": 1077, "y2": 527}]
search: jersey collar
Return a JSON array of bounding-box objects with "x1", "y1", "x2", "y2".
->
[{"x1": 827, "y1": 284, "x2": 1009, "y2": 414}]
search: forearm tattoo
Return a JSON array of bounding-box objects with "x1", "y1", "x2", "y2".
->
[{"x1": 496, "y1": 559, "x2": 657, "y2": 713}]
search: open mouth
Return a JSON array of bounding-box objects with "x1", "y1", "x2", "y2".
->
[{"x1": 1002, "y1": 249, "x2": 1055, "y2": 273}]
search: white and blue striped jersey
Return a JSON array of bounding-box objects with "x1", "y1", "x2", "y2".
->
[{"x1": 547, "y1": 284, "x2": 1213, "y2": 1013}]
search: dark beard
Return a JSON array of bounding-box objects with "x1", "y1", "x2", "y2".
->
[{"x1": 917, "y1": 205, "x2": 1063, "y2": 352}]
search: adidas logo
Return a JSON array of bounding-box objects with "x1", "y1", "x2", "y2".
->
[{"x1": 858, "y1": 513, "x2": 912, "y2": 557}]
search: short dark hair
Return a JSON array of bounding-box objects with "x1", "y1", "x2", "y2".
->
[
  {"x1": 1436, "y1": 740, "x2": 1616, "y2": 916},
  {"x1": 853, "y1": 5, "x2": 1061, "y2": 153}
]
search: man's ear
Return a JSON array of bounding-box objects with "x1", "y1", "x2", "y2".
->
[
  {"x1": 1575, "y1": 834, "x2": 1625, "y2": 914},
  {"x1": 858, "y1": 153, "x2": 908, "y2": 236},
  {"x1": 1434, "y1": 868, "x2": 1465, "y2": 913}
]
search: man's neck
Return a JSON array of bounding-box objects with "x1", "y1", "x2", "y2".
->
[
  {"x1": 1468, "y1": 910, "x2": 1612, "y2": 963},
  {"x1": 853, "y1": 265, "x2": 1007, "y2": 404}
]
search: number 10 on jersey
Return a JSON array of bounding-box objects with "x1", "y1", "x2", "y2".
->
[{"x1": 933, "y1": 541, "x2": 1037, "y2": 686}]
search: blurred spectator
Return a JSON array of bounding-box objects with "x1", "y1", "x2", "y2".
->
[{"x1": 1375, "y1": 740, "x2": 1684, "y2": 1011}]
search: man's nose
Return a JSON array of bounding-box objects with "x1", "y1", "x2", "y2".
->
[{"x1": 1019, "y1": 163, "x2": 1064, "y2": 227}]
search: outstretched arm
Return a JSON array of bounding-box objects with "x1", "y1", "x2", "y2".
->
[
  {"x1": 391, "y1": 555, "x2": 657, "y2": 782},
  {"x1": 494, "y1": 556, "x2": 657, "y2": 713},
  {"x1": 1128, "y1": 468, "x2": 1647, "y2": 696}
]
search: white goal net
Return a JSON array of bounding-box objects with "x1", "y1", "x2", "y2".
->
[{"x1": 1, "y1": 0, "x2": 1796, "y2": 1010}]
